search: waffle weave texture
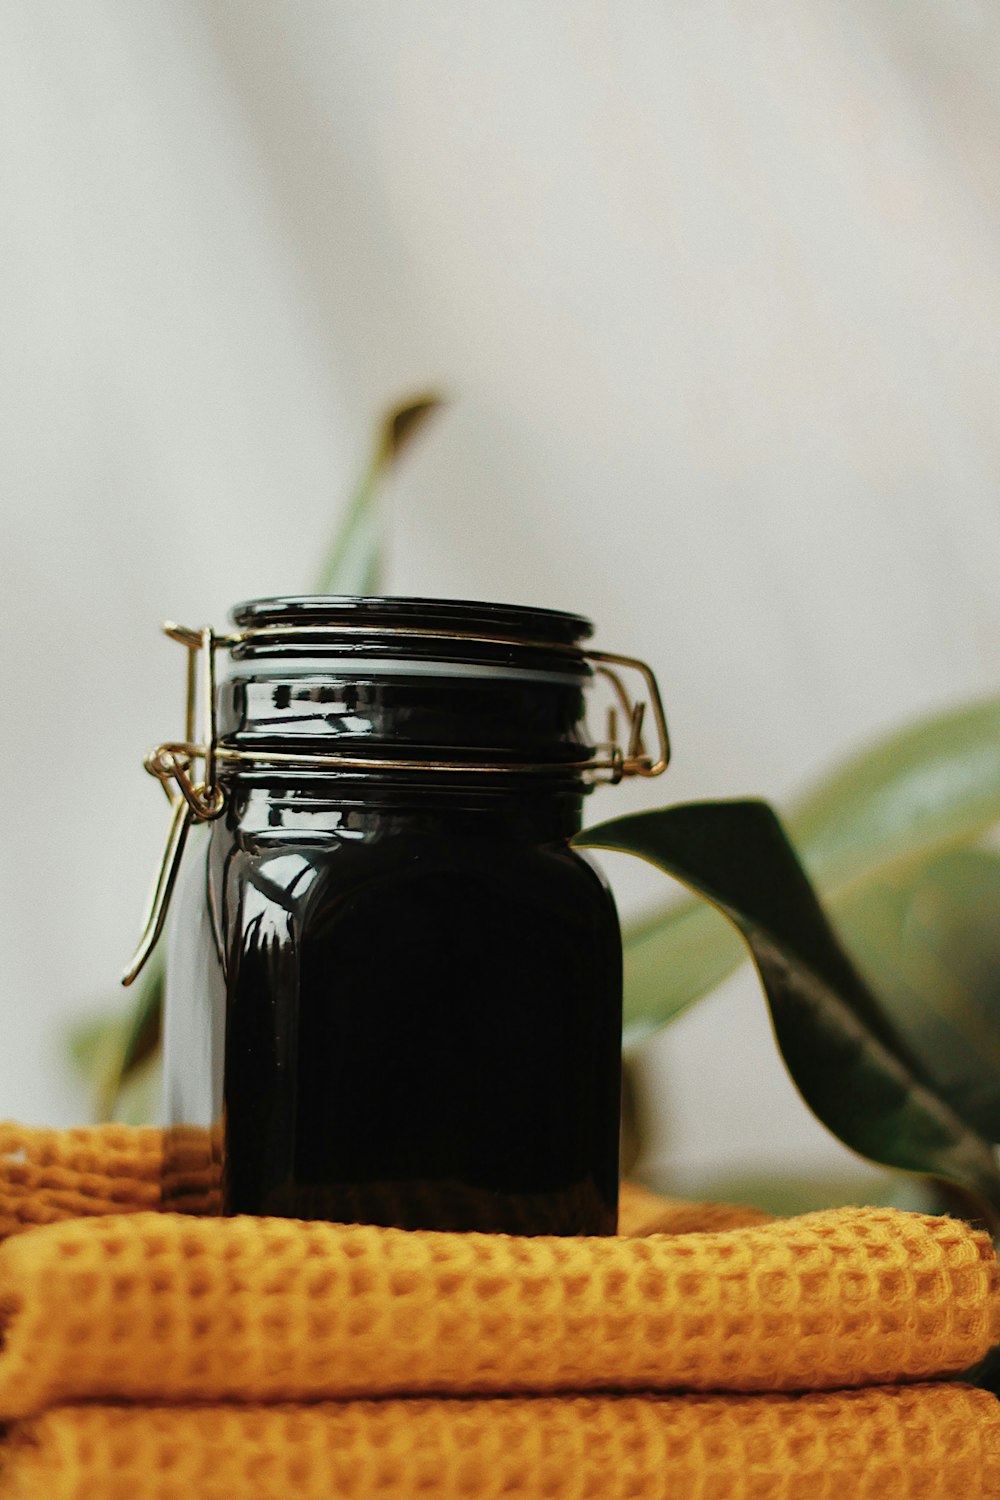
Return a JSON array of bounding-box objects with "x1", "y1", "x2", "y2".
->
[
  {"x1": 3, "y1": 1388, "x2": 999, "y2": 1500},
  {"x1": 0, "y1": 1124, "x2": 997, "y2": 1498},
  {"x1": 0, "y1": 1124, "x2": 764, "y2": 1241},
  {"x1": 0, "y1": 1202, "x2": 997, "y2": 1416},
  {"x1": 0, "y1": 1122, "x2": 162, "y2": 1236}
]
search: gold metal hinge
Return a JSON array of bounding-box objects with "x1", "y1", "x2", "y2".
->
[{"x1": 122, "y1": 621, "x2": 670, "y2": 985}]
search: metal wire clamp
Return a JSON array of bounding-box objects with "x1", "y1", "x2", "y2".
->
[{"x1": 122, "y1": 621, "x2": 670, "y2": 985}]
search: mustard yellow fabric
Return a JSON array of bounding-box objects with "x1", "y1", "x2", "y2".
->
[
  {"x1": 0, "y1": 1204, "x2": 996, "y2": 1416},
  {"x1": 3, "y1": 1388, "x2": 999, "y2": 1500},
  {"x1": 0, "y1": 1122, "x2": 162, "y2": 1235},
  {"x1": 0, "y1": 1124, "x2": 997, "y2": 1499},
  {"x1": 0, "y1": 1123, "x2": 762, "y2": 1240}
]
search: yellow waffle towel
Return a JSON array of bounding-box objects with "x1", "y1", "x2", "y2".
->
[
  {"x1": 3, "y1": 1389, "x2": 999, "y2": 1500},
  {"x1": 1, "y1": 1205, "x2": 997, "y2": 1414},
  {"x1": 0, "y1": 1124, "x2": 998, "y2": 1498}
]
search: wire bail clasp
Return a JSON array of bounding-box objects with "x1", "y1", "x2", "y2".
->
[
  {"x1": 121, "y1": 619, "x2": 672, "y2": 985},
  {"x1": 586, "y1": 649, "x2": 671, "y2": 785},
  {"x1": 121, "y1": 624, "x2": 227, "y2": 986}
]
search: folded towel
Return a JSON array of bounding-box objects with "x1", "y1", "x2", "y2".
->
[
  {"x1": 0, "y1": 1122, "x2": 162, "y2": 1235},
  {"x1": 0, "y1": 1125, "x2": 997, "y2": 1499},
  {"x1": 0, "y1": 1203, "x2": 996, "y2": 1418},
  {"x1": 2, "y1": 1388, "x2": 999, "y2": 1500},
  {"x1": 0, "y1": 1123, "x2": 767, "y2": 1239}
]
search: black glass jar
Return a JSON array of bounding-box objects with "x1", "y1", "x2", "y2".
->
[{"x1": 126, "y1": 596, "x2": 668, "y2": 1235}]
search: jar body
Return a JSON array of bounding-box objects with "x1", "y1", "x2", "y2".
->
[
  {"x1": 164, "y1": 777, "x2": 622, "y2": 1232},
  {"x1": 159, "y1": 595, "x2": 627, "y2": 1234}
]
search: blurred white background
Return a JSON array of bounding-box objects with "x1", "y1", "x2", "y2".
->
[{"x1": 4, "y1": 2, "x2": 1000, "y2": 1193}]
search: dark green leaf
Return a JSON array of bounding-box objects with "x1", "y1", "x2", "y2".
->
[
  {"x1": 620, "y1": 695, "x2": 1000, "y2": 1043},
  {"x1": 386, "y1": 397, "x2": 442, "y2": 456},
  {"x1": 578, "y1": 801, "x2": 1000, "y2": 1226},
  {"x1": 835, "y1": 848, "x2": 1000, "y2": 1141}
]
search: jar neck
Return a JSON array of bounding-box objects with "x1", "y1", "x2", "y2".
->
[
  {"x1": 221, "y1": 664, "x2": 589, "y2": 753},
  {"x1": 223, "y1": 775, "x2": 588, "y2": 842},
  {"x1": 216, "y1": 595, "x2": 595, "y2": 784}
]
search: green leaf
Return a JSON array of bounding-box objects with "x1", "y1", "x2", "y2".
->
[
  {"x1": 789, "y1": 696, "x2": 1000, "y2": 890},
  {"x1": 620, "y1": 695, "x2": 1000, "y2": 1044},
  {"x1": 578, "y1": 801, "x2": 1000, "y2": 1226},
  {"x1": 314, "y1": 393, "x2": 443, "y2": 595},
  {"x1": 103, "y1": 947, "x2": 164, "y2": 1120},
  {"x1": 66, "y1": 1013, "x2": 123, "y2": 1081},
  {"x1": 112, "y1": 1050, "x2": 162, "y2": 1127},
  {"x1": 835, "y1": 847, "x2": 1000, "y2": 1141},
  {"x1": 621, "y1": 900, "x2": 745, "y2": 1046},
  {"x1": 65, "y1": 982, "x2": 162, "y2": 1125}
]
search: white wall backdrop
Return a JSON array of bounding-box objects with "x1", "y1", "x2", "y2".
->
[{"x1": 3, "y1": 1, "x2": 1000, "y2": 1189}]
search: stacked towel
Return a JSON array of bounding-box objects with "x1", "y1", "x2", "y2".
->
[{"x1": 0, "y1": 1123, "x2": 997, "y2": 1498}]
